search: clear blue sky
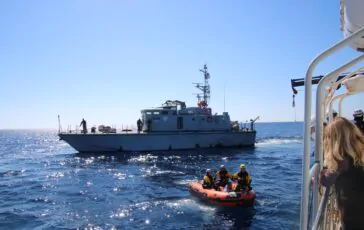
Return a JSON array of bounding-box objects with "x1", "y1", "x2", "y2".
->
[{"x1": 0, "y1": 1, "x2": 363, "y2": 129}]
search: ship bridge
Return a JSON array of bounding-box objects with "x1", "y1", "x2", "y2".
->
[{"x1": 140, "y1": 100, "x2": 230, "y2": 133}]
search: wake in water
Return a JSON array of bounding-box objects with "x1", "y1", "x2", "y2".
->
[{"x1": 256, "y1": 136, "x2": 303, "y2": 146}]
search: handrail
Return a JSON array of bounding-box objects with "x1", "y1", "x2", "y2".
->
[
  {"x1": 309, "y1": 163, "x2": 319, "y2": 179},
  {"x1": 309, "y1": 162, "x2": 320, "y2": 225},
  {"x1": 311, "y1": 54, "x2": 364, "y2": 221},
  {"x1": 312, "y1": 187, "x2": 331, "y2": 230},
  {"x1": 300, "y1": 26, "x2": 364, "y2": 230},
  {"x1": 324, "y1": 65, "x2": 364, "y2": 112}
]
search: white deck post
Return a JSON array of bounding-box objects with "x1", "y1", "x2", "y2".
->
[
  {"x1": 300, "y1": 26, "x2": 364, "y2": 230},
  {"x1": 312, "y1": 54, "x2": 364, "y2": 222}
]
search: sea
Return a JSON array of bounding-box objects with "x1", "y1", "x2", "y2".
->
[{"x1": 0, "y1": 122, "x2": 304, "y2": 230}]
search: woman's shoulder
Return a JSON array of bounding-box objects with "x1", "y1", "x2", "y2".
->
[{"x1": 334, "y1": 155, "x2": 355, "y2": 175}]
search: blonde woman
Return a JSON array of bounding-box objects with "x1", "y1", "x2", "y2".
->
[{"x1": 320, "y1": 117, "x2": 364, "y2": 230}]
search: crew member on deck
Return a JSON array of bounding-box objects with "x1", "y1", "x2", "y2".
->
[
  {"x1": 233, "y1": 164, "x2": 252, "y2": 192},
  {"x1": 137, "y1": 118, "x2": 143, "y2": 134},
  {"x1": 214, "y1": 165, "x2": 231, "y2": 189},
  {"x1": 80, "y1": 118, "x2": 87, "y2": 134},
  {"x1": 326, "y1": 110, "x2": 338, "y2": 123},
  {"x1": 353, "y1": 109, "x2": 364, "y2": 133},
  {"x1": 202, "y1": 169, "x2": 215, "y2": 189},
  {"x1": 333, "y1": 110, "x2": 338, "y2": 120}
]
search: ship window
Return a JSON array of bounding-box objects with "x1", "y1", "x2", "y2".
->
[
  {"x1": 146, "y1": 112, "x2": 152, "y2": 114},
  {"x1": 172, "y1": 111, "x2": 177, "y2": 115},
  {"x1": 192, "y1": 118, "x2": 195, "y2": 121},
  {"x1": 153, "y1": 111, "x2": 160, "y2": 115},
  {"x1": 161, "y1": 111, "x2": 169, "y2": 115}
]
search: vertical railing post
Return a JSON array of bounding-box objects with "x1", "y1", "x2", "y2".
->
[
  {"x1": 312, "y1": 54, "x2": 364, "y2": 222},
  {"x1": 312, "y1": 187, "x2": 331, "y2": 230},
  {"x1": 300, "y1": 26, "x2": 364, "y2": 230}
]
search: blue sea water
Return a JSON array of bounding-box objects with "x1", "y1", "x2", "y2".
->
[{"x1": 0, "y1": 122, "x2": 304, "y2": 230}]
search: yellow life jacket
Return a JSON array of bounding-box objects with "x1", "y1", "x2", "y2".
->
[
  {"x1": 233, "y1": 171, "x2": 251, "y2": 184},
  {"x1": 203, "y1": 175, "x2": 214, "y2": 185}
]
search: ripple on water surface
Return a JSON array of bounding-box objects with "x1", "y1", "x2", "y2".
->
[{"x1": 0, "y1": 124, "x2": 302, "y2": 229}]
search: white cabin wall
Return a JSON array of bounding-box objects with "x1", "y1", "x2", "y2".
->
[{"x1": 141, "y1": 108, "x2": 232, "y2": 132}]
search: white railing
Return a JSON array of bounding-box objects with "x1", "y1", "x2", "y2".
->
[
  {"x1": 312, "y1": 186, "x2": 342, "y2": 230},
  {"x1": 58, "y1": 125, "x2": 137, "y2": 134},
  {"x1": 312, "y1": 187, "x2": 330, "y2": 230},
  {"x1": 300, "y1": 26, "x2": 364, "y2": 230}
]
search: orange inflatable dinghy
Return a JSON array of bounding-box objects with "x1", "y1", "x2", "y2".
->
[{"x1": 189, "y1": 181, "x2": 256, "y2": 207}]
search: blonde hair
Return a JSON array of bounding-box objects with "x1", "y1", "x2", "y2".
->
[{"x1": 324, "y1": 117, "x2": 364, "y2": 172}]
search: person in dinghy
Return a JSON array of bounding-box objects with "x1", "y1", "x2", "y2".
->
[
  {"x1": 214, "y1": 165, "x2": 232, "y2": 189},
  {"x1": 232, "y1": 164, "x2": 252, "y2": 192},
  {"x1": 202, "y1": 169, "x2": 216, "y2": 189}
]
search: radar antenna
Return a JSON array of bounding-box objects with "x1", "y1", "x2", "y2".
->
[{"x1": 193, "y1": 64, "x2": 211, "y2": 108}]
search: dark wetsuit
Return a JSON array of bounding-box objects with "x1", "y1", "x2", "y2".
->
[{"x1": 215, "y1": 170, "x2": 231, "y2": 188}]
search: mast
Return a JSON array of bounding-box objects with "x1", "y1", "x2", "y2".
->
[{"x1": 193, "y1": 64, "x2": 211, "y2": 107}]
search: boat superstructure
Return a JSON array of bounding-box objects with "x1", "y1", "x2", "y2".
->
[
  {"x1": 296, "y1": 1, "x2": 364, "y2": 229},
  {"x1": 58, "y1": 65, "x2": 258, "y2": 152}
]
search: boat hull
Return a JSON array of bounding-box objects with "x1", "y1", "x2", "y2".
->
[
  {"x1": 58, "y1": 131, "x2": 256, "y2": 153},
  {"x1": 189, "y1": 181, "x2": 256, "y2": 207}
]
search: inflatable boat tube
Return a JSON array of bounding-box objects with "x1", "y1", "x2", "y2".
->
[
  {"x1": 189, "y1": 181, "x2": 256, "y2": 207},
  {"x1": 341, "y1": 0, "x2": 364, "y2": 50}
]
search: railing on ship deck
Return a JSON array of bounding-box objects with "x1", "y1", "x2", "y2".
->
[
  {"x1": 311, "y1": 186, "x2": 341, "y2": 230},
  {"x1": 312, "y1": 187, "x2": 330, "y2": 230},
  {"x1": 308, "y1": 163, "x2": 340, "y2": 230},
  {"x1": 58, "y1": 127, "x2": 137, "y2": 134},
  {"x1": 58, "y1": 126, "x2": 257, "y2": 134},
  {"x1": 300, "y1": 26, "x2": 364, "y2": 230}
]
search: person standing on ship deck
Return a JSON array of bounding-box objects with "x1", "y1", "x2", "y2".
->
[
  {"x1": 319, "y1": 117, "x2": 364, "y2": 230},
  {"x1": 353, "y1": 109, "x2": 364, "y2": 133},
  {"x1": 332, "y1": 110, "x2": 338, "y2": 120},
  {"x1": 137, "y1": 118, "x2": 143, "y2": 134},
  {"x1": 80, "y1": 118, "x2": 87, "y2": 134}
]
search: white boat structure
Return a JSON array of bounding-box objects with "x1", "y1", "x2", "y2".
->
[
  {"x1": 58, "y1": 65, "x2": 258, "y2": 152},
  {"x1": 294, "y1": 0, "x2": 364, "y2": 229}
]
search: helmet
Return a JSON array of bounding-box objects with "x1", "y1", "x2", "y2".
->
[
  {"x1": 240, "y1": 164, "x2": 246, "y2": 169},
  {"x1": 353, "y1": 109, "x2": 364, "y2": 118},
  {"x1": 206, "y1": 169, "x2": 211, "y2": 173},
  {"x1": 220, "y1": 165, "x2": 225, "y2": 169}
]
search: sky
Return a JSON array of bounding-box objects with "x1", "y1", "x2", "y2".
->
[{"x1": 0, "y1": 0, "x2": 363, "y2": 129}]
